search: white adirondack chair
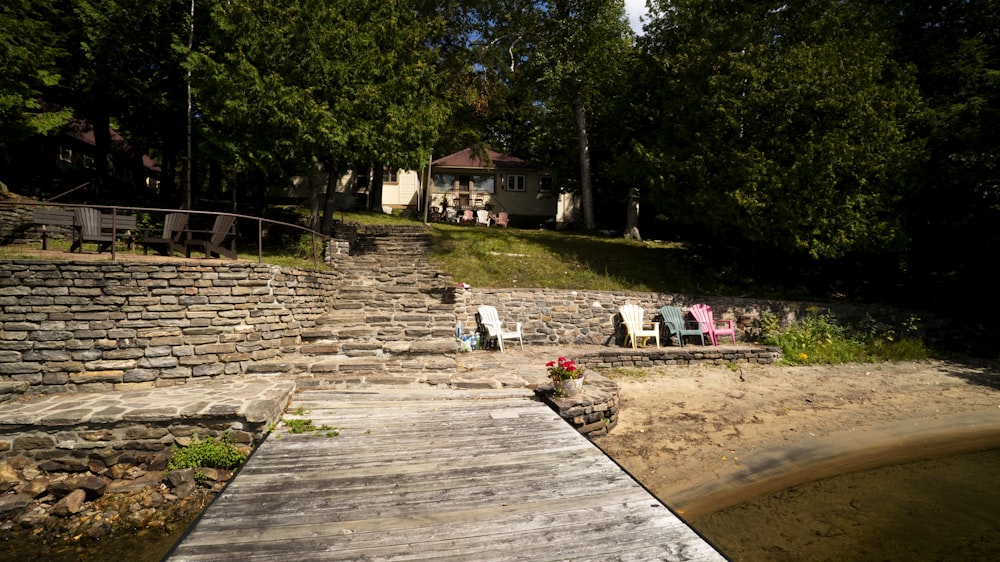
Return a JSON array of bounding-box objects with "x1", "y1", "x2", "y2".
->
[
  {"x1": 618, "y1": 304, "x2": 660, "y2": 349},
  {"x1": 476, "y1": 305, "x2": 523, "y2": 353}
]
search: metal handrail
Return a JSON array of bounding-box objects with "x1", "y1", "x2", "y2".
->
[{"x1": 0, "y1": 200, "x2": 335, "y2": 269}]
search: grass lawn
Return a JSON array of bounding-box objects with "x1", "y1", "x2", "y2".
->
[{"x1": 0, "y1": 208, "x2": 813, "y2": 300}]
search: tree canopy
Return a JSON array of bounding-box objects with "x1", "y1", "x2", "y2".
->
[{"x1": 1, "y1": 0, "x2": 998, "y2": 312}]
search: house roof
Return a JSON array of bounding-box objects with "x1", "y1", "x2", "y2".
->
[
  {"x1": 64, "y1": 118, "x2": 160, "y2": 172},
  {"x1": 431, "y1": 148, "x2": 534, "y2": 170}
]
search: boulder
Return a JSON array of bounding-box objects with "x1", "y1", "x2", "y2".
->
[
  {"x1": 51, "y1": 489, "x2": 87, "y2": 516},
  {"x1": 47, "y1": 474, "x2": 108, "y2": 499},
  {"x1": 0, "y1": 462, "x2": 21, "y2": 493}
]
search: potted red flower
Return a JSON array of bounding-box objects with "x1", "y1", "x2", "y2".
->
[{"x1": 546, "y1": 357, "x2": 585, "y2": 397}]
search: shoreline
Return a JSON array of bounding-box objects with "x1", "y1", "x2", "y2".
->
[
  {"x1": 593, "y1": 359, "x2": 1000, "y2": 519},
  {"x1": 670, "y1": 410, "x2": 1000, "y2": 518}
]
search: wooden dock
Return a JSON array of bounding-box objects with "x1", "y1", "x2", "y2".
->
[{"x1": 167, "y1": 388, "x2": 726, "y2": 561}]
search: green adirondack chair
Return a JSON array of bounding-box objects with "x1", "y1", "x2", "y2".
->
[{"x1": 658, "y1": 306, "x2": 706, "y2": 347}]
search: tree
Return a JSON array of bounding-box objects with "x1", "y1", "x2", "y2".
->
[
  {"x1": 884, "y1": 0, "x2": 1000, "y2": 308},
  {"x1": 640, "y1": 0, "x2": 923, "y2": 260},
  {"x1": 191, "y1": 0, "x2": 448, "y2": 228},
  {"x1": 0, "y1": 1, "x2": 71, "y2": 154},
  {"x1": 530, "y1": 1, "x2": 633, "y2": 231}
]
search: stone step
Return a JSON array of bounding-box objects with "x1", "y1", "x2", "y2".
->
[{"x1": 299, "y1": 334, "x2": 457, "y2": 355}]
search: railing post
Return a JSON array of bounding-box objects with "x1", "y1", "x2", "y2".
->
[
  {"x1": 257, "y1": 218, "x2": 263, "y2": 264},
  {"x1": 111, "y1": 206, "x2": 118, "y2": 261}
]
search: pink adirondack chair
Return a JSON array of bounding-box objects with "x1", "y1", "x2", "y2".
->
[{"x1": 689, "y1": 304, "x2": 737, "y2": 346}]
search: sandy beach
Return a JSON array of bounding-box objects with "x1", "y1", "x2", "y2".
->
[{"x1": 592, "y1": 359, "x2": 1000, "y2": 518}]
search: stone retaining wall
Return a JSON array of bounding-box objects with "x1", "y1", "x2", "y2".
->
[
  {"x1": 2, "y1": 257, "x2": 922, "y2": 396},
  {"x1": 3, "y1": 419, "x2": 259, "y2": 472},
  {"x1": 577, "y1": 347, "x2": 781, "y2": 368},
  {"x1": 456, "y1": 287, "x2": 921, "y2": 347},
  {"x1": 0, "y1": 260, "x2": 338, "y2": 394}
]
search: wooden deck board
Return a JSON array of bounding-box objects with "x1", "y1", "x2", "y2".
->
[{"x1": 167, "y1": 389, "x2": 725, "y2": 561}]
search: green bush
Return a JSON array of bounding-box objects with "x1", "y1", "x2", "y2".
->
[
  {"x1": 761, "y1": 310, "x2": 929, "y2": 365},
  {"x1": 166, "y1": 432, "x2": 247, "y2": 474}
]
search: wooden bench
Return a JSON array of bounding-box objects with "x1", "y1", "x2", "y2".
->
[
  {"x1": 30, "y1": 208, "x2": 136, "y2": 252},
  {"x1": 31, "y1": 209, "x2": 76, "y2": 250}
]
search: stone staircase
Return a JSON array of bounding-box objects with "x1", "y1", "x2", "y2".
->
[{"x1": 252, "y1": 225, "x2": 465, "y2": 384}]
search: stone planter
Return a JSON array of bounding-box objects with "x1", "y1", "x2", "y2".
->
[{"x1": 537, "y1": 372, "x2": 619, "y2": 439}]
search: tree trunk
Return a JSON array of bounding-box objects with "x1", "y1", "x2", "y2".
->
[
  {"x1": 91, "y1": 111, "x2": 112, "y2": 198},
  {"x1": 573, "y1": 91, "x2": 596, "y2": 230},
  {"x1": 369, "y1": 162, "x2": 384, "y2": 211},
  {"x1": 308, "y1": 162, "x2": 323, "y2": 231},
  {"x1": 623, "y1": 187, "x2": 641, "y2": 240},
  {"x1": 182, "y1": 0, "x2": 195, "y2": 210},
  {"x1": 320, "y1": 160, "x2": 340, "y2": 235}
]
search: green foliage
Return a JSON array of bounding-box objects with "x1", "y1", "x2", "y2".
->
[
  {"x1": 600, "y1": 367, "x2": 648, "y2": 380},
  {"x1": 192, "y1": 0, "x2": 447, "y2": 179},
  {"x1": 760, "y1": 310, "x2": 929, "y2": 365},
  {"x1": 282, "y1": 417, "x2": 341, "y2": 437},
  {"x1": 0, "y1": 0, "x2": 71, "y2": 145},
  {"x1": 639, "y1": 0, "x2": 923, "y2": 259},
  {"x1": 166, "y1": 432, "x2": 247, "y2": 474}
]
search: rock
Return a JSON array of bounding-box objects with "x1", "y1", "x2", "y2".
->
[
  {"x1": 17, "y1": 505, "x2": 49, "y2": 528},
  {"x1": 38, "y1": 458, "x2": 89, "y2": 473},
  {"x1": 4, "y1": 456, "x2": 34, "y2": 470},
  {"x1": 0, "y1": 494, "x2": 33, "y2": 516},
  {"x1": 126, "y1": 507, "x2": 157, "y2": 527},
  {"x1": 143, "y1": 491, "x2": 165, "y2": 508},
  {"x1": 167, "y1": 468, "x2": 197, "y2": 498},
  {"x1": 0, "y1": 462, "x2": 21, "y2": 493},
  {"x1": 199, "y1": 467, "x2": 234, "y2": 483},
  {"x1": 174, "y1": 481, "x2": 196, "y2": 499},
  {"x1": 17, "y1": 478, "x2": 49, "y2": 498},
  {"x1": 51, "y1": 489, "x2": 87, "y2": 516},
  {"x1": 47, "y1": 474, "x2": 108, "y2": 499},
  {"x1": 106, "y1": 471, "x2": 163, "y2": 494},
  {"x1": 166, "y1": 468, "x2": 195, "y2": 488},
  {"x1": 147, "y1": 450, "x2": 171, "y2": 471},
  {"x1": 88, "y1": 459, "x2": 109, "y2": 475},
  {"x1": 87, "y1": 521, "x2": 111, "y2": 540},
  {"x1": 108, "y1": 463, "x2": 135, "y2": 479}
]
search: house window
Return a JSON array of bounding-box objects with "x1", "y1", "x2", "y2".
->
[
  {"x1": 383, "y1": 169, "x2": 399, "y2": 184},
  {"x1": 82, "y1": 154, "x2": 95, "y2": 169},
  {"x1": 433, "y1": 174, "x2": 455, "y2": 192},
  {"x1": 539, "y1": 175, "x2": 554, "y2": 193},
  {"x1": 59, "y1": 147, "x2": 72, "y2": 162},
  {"x1": 506, "y1": 174, "x2": 526, "y2": 192},
  {"x1": 472, "y1": 175, "x2": 495, "y2": 193}
]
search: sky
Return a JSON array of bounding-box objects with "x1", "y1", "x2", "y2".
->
[{"x1": 624, "y1": 0, "x2": 649, "y2": 35}]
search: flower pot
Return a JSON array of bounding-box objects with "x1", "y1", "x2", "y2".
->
[{"x1": 559, "y1": 377, "x2": 584, "y2": 397}]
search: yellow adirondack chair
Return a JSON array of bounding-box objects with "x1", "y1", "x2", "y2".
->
[{"x1": 618, "y1": 304, "x2": 660, "y2": 349}]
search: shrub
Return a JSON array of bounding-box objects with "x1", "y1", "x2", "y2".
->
[
  {"x1": 166, "y1": 432, "x2": 247, "y2": 475},
  {"x1": 762, "y1": 310, "x2": 929, "y2": 365}
]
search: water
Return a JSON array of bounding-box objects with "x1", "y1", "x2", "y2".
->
[
  {"x1": 689, "y1": 448, "x2": 1000, "y2": 561},
  {"x1": 0, "y1": 513, "x2": 195, "y2": 562}
]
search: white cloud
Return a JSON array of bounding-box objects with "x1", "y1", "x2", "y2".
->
[{"x1": 624, "y1": 0, "x2": 648, "y2": 35}]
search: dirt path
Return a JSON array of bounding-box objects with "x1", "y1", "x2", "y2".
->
[{"x1": 593, "y1": 360, "x2": 1000, "y2": 518}]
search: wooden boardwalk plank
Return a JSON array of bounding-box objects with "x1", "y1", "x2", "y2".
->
[{"x1": 167, "y1": 389, "x2": 725, "y2": 561}]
